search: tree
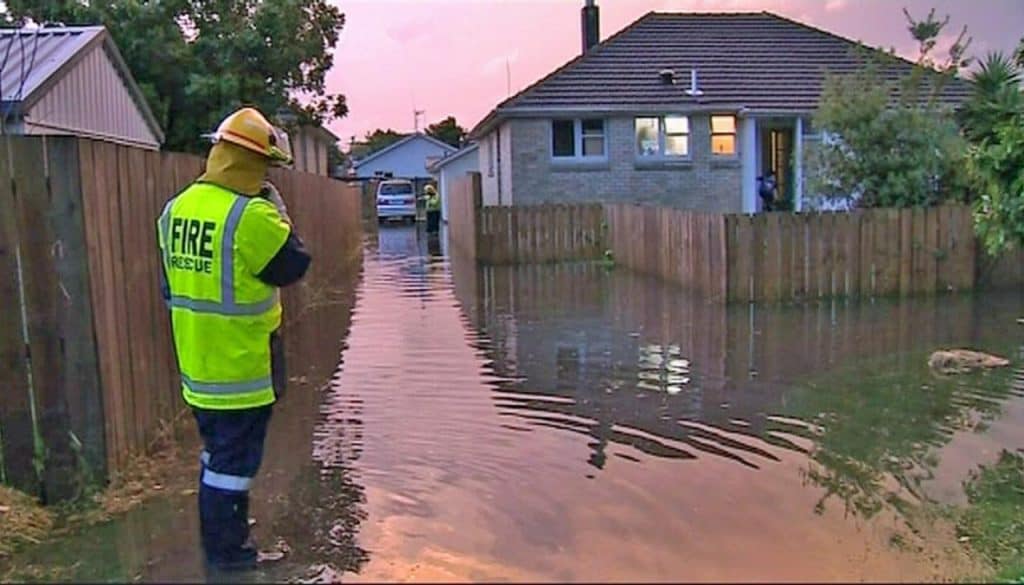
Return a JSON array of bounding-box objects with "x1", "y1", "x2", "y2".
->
[
  {"x1": 350, "y1": 129, "x2": 405, "y2": 160},
  {"x1": 958, "y1": 52, "x2": 1022, "y2": 144},
  {"x1": 972, "y1": 113, "x2": 1024, "y2": 255},
  {"x1": 804, "y1": 9, "x2": 971, "y2": 209},
  {"x1": 3, "y1": 0, "x2": 348, "y2": 153},
  {"x1": 965, "y1": 38, "x2": 1024, "y2": 256},
  {"x1": 426, "y1": 116, "x2": 467, "y2": 148}
]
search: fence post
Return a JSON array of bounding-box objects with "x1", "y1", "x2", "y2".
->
[{"x1": 469, "y1": 172, "x2": 482, "y2": 259}]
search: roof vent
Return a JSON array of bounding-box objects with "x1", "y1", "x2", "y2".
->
[
  {"x1": 659, "y1": 69, "x2": 676, "y2": 85},
  {"x1": 685, "y1": 68, "x2": 704, "y2": 97}
]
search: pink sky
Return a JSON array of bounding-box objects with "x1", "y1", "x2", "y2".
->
[{"x1": 326, "y1": 0, "x2": 1023, "y2": 147}]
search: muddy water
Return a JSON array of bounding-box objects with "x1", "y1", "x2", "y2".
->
[{"x1": 4, "y1": 225, "x2": 1023, "y2": 582}]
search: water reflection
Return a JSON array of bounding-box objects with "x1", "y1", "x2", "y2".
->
[{"x1": 454, "y1": 260, "x2": 1024, "y2": 513}]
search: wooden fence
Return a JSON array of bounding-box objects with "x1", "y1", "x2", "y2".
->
[
  {"x1": 0, "y1": 136, "x2": 361, "y2": 500},
  {"x1": 447, "y1": 173, "x2": 604, "y2": 264},
  {"x1": 608, "y1": 204, "x2": 987, "y2": 302},
  {"x1": 446, "y1": 181, "x2": 1022, "y2": 303},
  {"x1": 605, "y1": 204, "x2": 728, "y2": 299}
]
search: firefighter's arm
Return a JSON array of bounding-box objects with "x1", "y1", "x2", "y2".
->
[{"x1": 236, "y1": 198, "x2": 311, "y2": 288}]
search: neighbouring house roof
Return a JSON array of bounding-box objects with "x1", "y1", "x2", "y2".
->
[
  {"x1": 427, "y1": 142, "x2": 479, "y2": 173},
  {"x1": 470, "y1": 11, "x2": 971, "y2": 138},
  {"x1": 0, "y1": 26, "x2": 165, "y2": 144},
  {"x1": 300, "y1": 123, "x2": 340, "y2": 145},
  {"x1": 353, "y1": 132, "x2": 457, "y2": 168}
]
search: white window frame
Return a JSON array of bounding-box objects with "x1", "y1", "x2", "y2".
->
[
  {"x1": 635, "y1": 116, "x2": 691, "y2": 160},
  {"x1": 550, "y1": 118, "x2": 607, "y2": 161}
]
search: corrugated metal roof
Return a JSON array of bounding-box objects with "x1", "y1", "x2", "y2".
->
[
  {"x1": 472, "y1": 12, "x2": 971, "y2": 137},
  {"x1": 0, "y1": 25, "x2": 164, "y2": 145},
  {"x1": 0, "y1": 26, "x2": 103, "y2": 103}
]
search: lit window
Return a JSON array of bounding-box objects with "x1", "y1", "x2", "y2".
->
[
  {"x1": 635, "y1": 116, "x2": 690, "y2": 158},
  {"x1": 635, "y1": 118, "x2": 659, "y2": 156},
  {"x1": 665, "y1": 116, "x2": 689, "y2": 156},
  {"x1": 711, "y1": 115, "x2": 737, "y2": 155},
  {"x1": 551, "y1": 119, "x2": 606, "y2": 160}
]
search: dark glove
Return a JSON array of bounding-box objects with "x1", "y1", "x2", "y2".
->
[{"x1": 270, "y1": 330, "x2": 287, "y2": 400}]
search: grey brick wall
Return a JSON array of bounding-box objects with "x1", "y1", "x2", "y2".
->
[{"x1": 508, "y1": 115, "x2": 743, "y2": 212}]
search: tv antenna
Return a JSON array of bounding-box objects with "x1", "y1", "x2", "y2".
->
[{"x1": 413, "y1": 109, "x2": 425, "y2": 132}]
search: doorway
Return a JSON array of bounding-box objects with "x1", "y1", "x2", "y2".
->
[{"x1": 758, "y1": 122, "x2": 795, "y2": 211}]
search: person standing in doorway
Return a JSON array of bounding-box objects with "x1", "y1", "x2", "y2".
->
[
  {"x1": 757, "y1": 171, "x2": 778, "y2": 212},
  {"x1": 424, "y1": 184, "x2": 441, "y2": 234},
  {"x1": 156, "y1": 107, "x2": 311, "y2": 572}
]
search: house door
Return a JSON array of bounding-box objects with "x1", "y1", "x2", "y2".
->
[{"x1": 759, "y1": 125, "x2": 794, "y2": 210}]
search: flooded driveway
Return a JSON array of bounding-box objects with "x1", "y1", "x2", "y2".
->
[{"x1": 4, "y1": 225, "x2": 1022, "y2": 582}]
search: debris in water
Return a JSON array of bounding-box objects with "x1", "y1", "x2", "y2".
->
[
  {"x1": 292, "y1": 563, "x2": 344, "y2": 583},
  {"x1": 180, "y1": 489, "x2": 197, "y2": 496},
  {"x1": 927, "y1": 349, "x2": 1010, "y2": 375}
]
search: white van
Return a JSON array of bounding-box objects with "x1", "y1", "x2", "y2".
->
[{"x1": 376, "y1": 180, "x2": 417, "y2": 224}]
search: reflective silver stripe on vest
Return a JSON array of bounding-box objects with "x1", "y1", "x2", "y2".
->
[
  {"x1": 182, "y1": 374, "x2": 273, "y2": 395},
  {"x1": 221, "y1": 196, "x2": 249, "y2": 307},
  {"x1": 162, "y1": 193, "x2": 278, "y2": 317},
  {"x1": 202, "y1": 468, "x2": 253, "y2": 492},
  {"x1": 158, "y1": 199, "x2": 174, "y2": 268},
  {"x1": 168, "y1": 294, "x2": 278, "y2": 316}
]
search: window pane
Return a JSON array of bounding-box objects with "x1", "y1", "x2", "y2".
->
[
  {"x1": 552, "y1": 120, "x2": 576, "y2": 157},
  {"x1": 583, "y1": 136, "x2": 604, "y2": 156},
  {"x1": 636, "y1": 118, "x2": 659, "y2": 156},
  {"x1": 665, "y1": 116, "x2": 689, "y2": 135},
  {"x1": 665, "y1": 135, "x2": 689, "y2": 156},
  {"x1": 711, "y1": 115, "x2": 736, "y2": 134},
  {"x1": 711, "y1": 135, "x2": 736, "y2": 155},
  {"x1": 581, "y1": 119, "x2": 604, "y2": 135}
]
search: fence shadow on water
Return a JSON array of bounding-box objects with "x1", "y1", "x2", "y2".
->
[{"x1": 0, "y1": 136, "x2": 362, "y2": 501}]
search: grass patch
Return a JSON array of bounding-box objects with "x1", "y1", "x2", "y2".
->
[{"x1": 957, "y1": 450, "x2": 1024, "y2": 583}]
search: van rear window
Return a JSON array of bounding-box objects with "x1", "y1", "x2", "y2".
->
[{"x1": 380, "y1": 184, "x2": 413, "y2": 195}]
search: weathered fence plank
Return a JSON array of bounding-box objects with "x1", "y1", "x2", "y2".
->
[{"x1": 0, "y1": 139, "x2": 38, "y2": 493}]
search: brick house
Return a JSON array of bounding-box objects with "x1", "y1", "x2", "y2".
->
[{"x1": 469, "y1": 5, "x2": 969, "y2": 213}]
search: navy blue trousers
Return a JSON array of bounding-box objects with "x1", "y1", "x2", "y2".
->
[{"x1": 193, "y1": 406, "x2": 272, "y2": 565}]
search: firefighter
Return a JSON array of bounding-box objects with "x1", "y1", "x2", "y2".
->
[
  {"x1": 424, "y1": 184, "x2": 441, "y2": 233},
  {"x1": 156, "y1": 107, "x2": 311, "y2": 572}
]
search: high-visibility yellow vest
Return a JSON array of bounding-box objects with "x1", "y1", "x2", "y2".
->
[
  {"x1": 157, "y1": 182, "x2": 290, "y2": 410},
  {"x1": 426, "y1": 194, "x2": 440, "y2": 211}
]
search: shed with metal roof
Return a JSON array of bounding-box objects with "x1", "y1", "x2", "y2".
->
[{"x1": 0, "y1": 26, "x2": 164, "y2": 150}]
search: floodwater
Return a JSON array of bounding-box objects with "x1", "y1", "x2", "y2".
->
[{"x1": 4, "y1": 224, "x2": 1023, "y2": 582}]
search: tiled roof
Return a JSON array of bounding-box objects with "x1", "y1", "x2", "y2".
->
[{"x1": 472, "y1": 12, "x2": 970, "y2": 136}]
